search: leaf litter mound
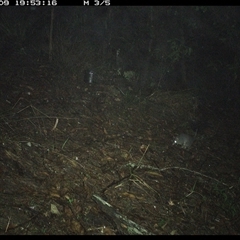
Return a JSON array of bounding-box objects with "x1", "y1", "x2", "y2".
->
[{"x1": 0, "y1": 65, "x2": 239, "y2": 235}]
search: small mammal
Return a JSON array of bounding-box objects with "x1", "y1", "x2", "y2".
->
[{"x1": 173, "y1": 133, "x2": 194, "y2": 149}]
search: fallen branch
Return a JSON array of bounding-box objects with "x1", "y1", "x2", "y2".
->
[
  {"x1": 92, "y1": 194, "x2": 154, "y2": 235},
  {"x1": 124, "y1": 163, "x2": 232, "y2": 188}
]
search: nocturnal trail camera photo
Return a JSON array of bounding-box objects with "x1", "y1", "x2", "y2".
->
[{"x1": 0, "y1": 6, "x2": 239, "y2": 235}]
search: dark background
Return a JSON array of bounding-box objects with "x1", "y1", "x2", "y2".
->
[{"x1": 1, "y1": 6, "x2": 240, "y2": 109}]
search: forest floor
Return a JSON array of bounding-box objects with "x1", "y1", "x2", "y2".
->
[{"x1": 0, "y1": 58, "x2": 239, "y2": 235}]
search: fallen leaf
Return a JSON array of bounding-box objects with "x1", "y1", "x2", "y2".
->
[{"x1": 51, "y1": 203, "x2": 61, "y2": 215}]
